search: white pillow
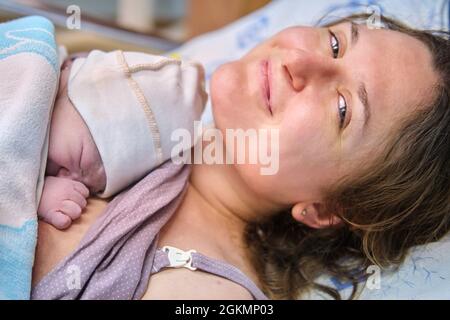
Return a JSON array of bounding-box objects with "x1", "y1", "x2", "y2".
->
[
  {"x1": 306, "y1": 233, "x2": 450, "y2": 300},
  {"x1": 171, "y1": 0, "x2": 450, "y2": 299}
]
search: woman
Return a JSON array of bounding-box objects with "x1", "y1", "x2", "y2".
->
[{"x1": 32, "y1": 15, "x2": 450, "y2": 300}]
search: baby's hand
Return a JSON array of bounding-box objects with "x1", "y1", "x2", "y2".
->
[{"x1": 37, "y1": 176, "x2": 90, "y2": 229}]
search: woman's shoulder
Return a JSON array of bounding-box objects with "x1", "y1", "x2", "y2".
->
[{"x1": 141, "y1": 267, "x2": 253, "y2": 300}]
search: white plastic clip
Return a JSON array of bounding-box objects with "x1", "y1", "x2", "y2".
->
[{"x1": 162, "y1": 246, "x2": 197, "y2": 271}]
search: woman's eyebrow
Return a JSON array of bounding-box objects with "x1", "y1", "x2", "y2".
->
[
  {"x1": 349, "y1": 22, "x2": 371, "y2": 133},
  {"x1": 350, "y1": 22, "x2": 360, "y2": 47},
  {"x1": 358, "y1": 83, "x2": 371, "y2": 133}
]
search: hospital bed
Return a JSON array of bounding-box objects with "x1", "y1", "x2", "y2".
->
[{"x1": 1, "y1": 0, "x2": 449, "y2": 300}]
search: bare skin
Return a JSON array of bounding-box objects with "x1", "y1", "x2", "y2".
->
[{"x1": 33, "y1": 22, "x2": 439, "y2": 299}]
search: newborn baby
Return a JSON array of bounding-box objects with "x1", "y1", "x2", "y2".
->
[{"x1": 38, "y1": 50, "x2": 206, "y2": 229}]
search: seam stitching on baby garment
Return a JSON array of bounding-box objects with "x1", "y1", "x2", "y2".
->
[
  {"x1": 128, "y1": 58, "x2": 181, "y2": 73},
  {"x1": 116, "y1": 50, "x2": 163, "y2": 165}
]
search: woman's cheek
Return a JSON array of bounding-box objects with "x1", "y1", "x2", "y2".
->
[
  {"x1": 279, "y1": 110, "x2": 316, "y2": 150},
  {"x1": 277, "y1": 111, "x2": 331, "y2": 184},
  {"x1": 211, "y1": 63, "x2": 237, "y2": 124}
]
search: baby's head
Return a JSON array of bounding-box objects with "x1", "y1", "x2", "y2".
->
[
  {"x1": 47, "y1": 50, "x2": 206, "y2": 197},
  {"x1": 47, "y1": 58, "x2": 107, "y2": 194}
]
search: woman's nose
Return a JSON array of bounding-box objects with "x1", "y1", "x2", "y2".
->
[{"x1": 282, "y1": 49, "x2": 337, "y2": 92}]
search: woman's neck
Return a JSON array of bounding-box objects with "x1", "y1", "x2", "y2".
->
[
  {"x1": 189, "y1": 161, "x2": 278, "y2": 226},
  {"x1": 167, "y1": 160, "x2": 277, "y2": 283},
  {"x1": 182, "y1": 159, "x2": 281, "y2": 253},
  {"x1": 159, "y1": 137, "x2": 283, "y2": 280}
]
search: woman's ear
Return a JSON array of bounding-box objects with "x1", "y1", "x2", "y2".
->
[{"x1": 291, "y1": 202, "x2": 342, "y2": 229}]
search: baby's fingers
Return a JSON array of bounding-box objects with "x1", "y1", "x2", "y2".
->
[
  {"x1": 72, "y1": 180, "x2": 90, "y2": 198},
  {"x1": 61, "y1": 200, "x2": 83, "y2": 221},
  {"x1": 69, "y1": 188, "x2": 88, "y2": 209},
  {"x1": 39, "y1": 210, "x2": 71, "y2": 230}
]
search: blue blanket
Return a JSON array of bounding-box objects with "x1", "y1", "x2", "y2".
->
[{"x1": 0, "y1": 16, "x2": 59, "y2": 300}]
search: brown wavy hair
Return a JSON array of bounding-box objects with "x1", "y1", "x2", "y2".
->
[{"x1": 244, "y1": 14, "x2": 450, "y2": 300}]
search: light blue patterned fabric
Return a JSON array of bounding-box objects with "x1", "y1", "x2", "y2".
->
[
  {"x1": 172, "y1": 0, "x2": 450, "y2": 299},
  {"x1": 0, "y1": 16, "x2": 59, "y2": 300},
  {"x1": 0, "y1": 15, "x2": 58, "y2": 71},
  {"x1": 309, "y1": 234, "x2": 450, "y2": 299}
]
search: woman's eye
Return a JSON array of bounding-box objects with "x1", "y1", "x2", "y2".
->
[
  {"x1": 338, "y1": 94, "x2": 347, "y2": 129},
  {"x1": 329, "y1": 31, "x2": 340, "y2": 58}
]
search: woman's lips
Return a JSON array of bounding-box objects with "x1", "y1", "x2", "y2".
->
[{"x1": 261, "y1": 60, "x2": 272, "y2": 116}]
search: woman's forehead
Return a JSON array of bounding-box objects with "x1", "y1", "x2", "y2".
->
[
  {"x1": 359, "y1": 24, "x2": 436, "y2": 111},
  {"x1": 342, "y1": 22, "x2": 437, "y2": 159}
]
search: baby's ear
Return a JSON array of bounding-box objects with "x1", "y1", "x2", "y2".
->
[{"x1": 291, "y1": 202, "x2": 342, "y2": 229}]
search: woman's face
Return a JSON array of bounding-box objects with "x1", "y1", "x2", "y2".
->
[{"x1": 211, "y1": 22, "x2": 438, "y2": 207}]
